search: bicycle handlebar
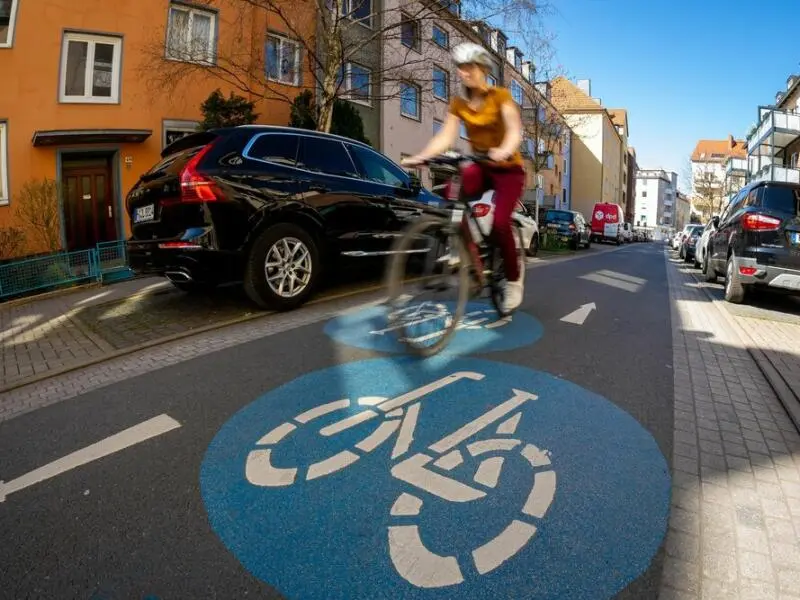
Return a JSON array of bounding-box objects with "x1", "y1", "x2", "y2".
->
[{"x1": 413, "y1": 151, "x2": 491, "y2": 167}]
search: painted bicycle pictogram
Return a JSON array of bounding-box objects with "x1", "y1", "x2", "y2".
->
[{"x1": 245, "y1": 370, "x2": 556, "y2": 589}]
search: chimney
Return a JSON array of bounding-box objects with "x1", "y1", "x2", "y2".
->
[
  {"x1": 728, "y1": 134, "x2": 734, "y2": 149},
  {"x1": 577, "y1": 79, "x2": 591, "y2": 96}
]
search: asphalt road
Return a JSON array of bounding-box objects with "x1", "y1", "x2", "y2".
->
[{"x1": 0, "y1": 242, "x2": 674, "y2": 600}]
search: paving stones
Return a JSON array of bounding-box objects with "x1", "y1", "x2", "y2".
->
[{"x1": 661, "y1": 255, "x2": 800, "y2": 599}]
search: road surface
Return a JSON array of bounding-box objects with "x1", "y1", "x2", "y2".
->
[{"x1": 0, "y1": 243, "x2": 674, "y2": 600}]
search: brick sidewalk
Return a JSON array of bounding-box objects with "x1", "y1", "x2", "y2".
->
[{"x1": 661, "y1": 254, "x2": 800, "y2": 599}]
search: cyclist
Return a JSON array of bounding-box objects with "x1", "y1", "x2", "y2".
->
[{"x1": 401, "y1": 42, "x2": 526, "y2": 313}]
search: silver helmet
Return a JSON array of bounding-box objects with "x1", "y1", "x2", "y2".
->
[{"x1": 451, "y1": 42, "x2": 493, "y2": 68}]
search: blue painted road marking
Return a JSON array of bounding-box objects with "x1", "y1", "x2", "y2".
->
[
  {"x1": 323, "y1": 300, "x2": 544, "y2": 354},
  {"x1": 200, "y1": 357, "x2": 670, "y2": 600}
]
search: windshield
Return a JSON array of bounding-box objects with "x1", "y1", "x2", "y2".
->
[{"x1": 544, "y1": 210, "x2": 573, "y2": 223}]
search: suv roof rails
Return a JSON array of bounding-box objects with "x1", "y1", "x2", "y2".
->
[{"x1": 230, "y1": 124, "x2": 372, "y2": 148}]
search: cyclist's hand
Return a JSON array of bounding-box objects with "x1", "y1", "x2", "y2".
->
[
  {"x1": 401, "y1": 155, "x2": 425, "y2": 167},
  {"x1": 488, "y1": 147, "x2": 511, "y2": 162}
]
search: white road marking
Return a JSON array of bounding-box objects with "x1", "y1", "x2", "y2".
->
[
  {"x1": 388, "y1": 525, "x2": 464, "y2": 588},
  {"x1": 391, "y1": 403, "x2": 421, "y2": 459},
  {"x1": 0, "y1": 414, "x2": 181, "y2": 503},
  {"x1": 559, "y1": 302, "x2": 597, "y2": 325},
  {"x1": 472, "y1": 519, "x2": 538, "y2": 575}
]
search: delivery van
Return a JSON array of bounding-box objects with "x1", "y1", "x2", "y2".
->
[{"x1": 590, "y1": 202, "x2": 624, "y2": 245}]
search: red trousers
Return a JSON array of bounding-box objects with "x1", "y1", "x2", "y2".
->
[{"x1": 444, "y1": 162, "x2": 526, "y2": 282}]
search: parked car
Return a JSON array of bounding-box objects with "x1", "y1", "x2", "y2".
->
[
  {"x1": 590, "y1": 202, "x2": 624, "y2": 244},
  {"x1": 679, "y1": 224, "x2": 705, "y2": 263},
  {"x1": 541, "y1": 209, "x2": 591, "y2": 250},
  {"x1": 621, "y1": 222, "x2": 633, "y2": 243},
  {"x1": 672, "y1": 225, "x2": 694, "y2": 251},
  {"x1": 126, "y1": 126, "x2": 453, "y2": 310},
  {"x1": 693, "y1": 219, "x2": 716, "y2": 269},
  {"x1": 705, "y1": 181, "x2": 800, "y2": 303}
]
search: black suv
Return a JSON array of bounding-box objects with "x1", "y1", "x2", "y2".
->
[
  {"x1": 541, "y1": 209, "x2": 590, "y2": 250},
  {"x1": 705, "y1": 180, "x2": 800, "y2": 303},
  {"x1": 125, "y1": 126, "x2": 443, "y2": 310}
]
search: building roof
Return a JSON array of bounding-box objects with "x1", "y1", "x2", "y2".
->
[
  {"x1": 690, "y1": 136, "x2": 746, "y2": 162},
  {"x1": 550, "y1": 76, "x2": 604, "y2": 112},
  {"x1": 607, "y1": 109, "x2": 628, "y2": 129}
]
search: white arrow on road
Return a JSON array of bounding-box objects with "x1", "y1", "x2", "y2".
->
[
  {"x1": 0, "y1": 413, "x2": 181, "y2": 503},
  {"x1": 560, "y1": 302, "x2": 597, "y2": 326}
]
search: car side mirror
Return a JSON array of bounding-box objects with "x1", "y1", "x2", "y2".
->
[{"x1": 711, "y1": 215, "x2": 719, "y2": 228}]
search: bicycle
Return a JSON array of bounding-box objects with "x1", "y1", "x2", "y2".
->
[
  {"x1": 384, "y1": 151, "x2": 526, "y2": 356},
  {"x1": 244, "y1": 369, "x2": 556, "y2": 588}
]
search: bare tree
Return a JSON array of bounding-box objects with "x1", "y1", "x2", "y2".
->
[
  {"x1": 14, "y1": 178, "x2": 62, "y2": 253},
  {"x1": 140, "y1": 0, "x2": 551, "y2": 133},
  {"x1": 686, "y1": 159, "x2": 724, "y2": 219}
]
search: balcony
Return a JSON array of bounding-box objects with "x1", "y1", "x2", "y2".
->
[
  {"x1": 747, "y1": 108, "x2": 800, "y2": 155},
  {"x1": 726, "y1": 157, "x2": 747, "y2": 174},
  {"x1": 751, "y1": 164, "x2": 800, "y2": 184}
]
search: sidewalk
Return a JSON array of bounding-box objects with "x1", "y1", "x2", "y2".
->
[{"x1": 662, "y1": 253, "x2": 800, "y2": 599}]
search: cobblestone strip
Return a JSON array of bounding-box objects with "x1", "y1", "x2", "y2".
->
[
  {"x1": 0, "y1": 290, "x2": 386, "y2": 424},
  {"x1": 660, "y1": 254, "x2": 800, "y2": 600}
]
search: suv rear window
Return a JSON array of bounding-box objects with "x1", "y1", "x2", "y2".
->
[
  {"x1": 545, "y1": 210, "x2": 573, "y2": 223},
  {"x1": 146, "y1": 132, "x2": 218, "y2": 176},
  {"x1": 762, "y1": 186, "x2": 800, "y2": 215}
]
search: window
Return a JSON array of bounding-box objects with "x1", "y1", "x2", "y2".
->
[
  {"x1": 166, "y1": 3, "x2": 216, "y2": 64},
  {"x1": 642, "y1": 191, "x2": 647, "y2": 197},
  {"x1": 298, "y1": 137, "x2": 359, "y2": 178},
  {"x1": 266, "y1": 34, "x2": 301, "y2": 86},
  {"x1": 487, "y1": 74, "x2": 496, "y2": 86},
  {"x1": 510, "y1": 79, "x2": 523, "y2": 105},
  {"x1": 0, "y1": 121, "x2": 7, "y2": 205},
  {"x1": 432, "y1": 25, "x2": 448, "y2": 48},
  {"x1": 432, "y1": 67, "x2": 448, "y2": 100},
  {"x1": 1, "y1": 0, "x2": 18, "y2": 47},
  {"x1": 245, "y1": 133, "x2": 299, "y2": 167},
  {"x1": 400, "y1": 82, "x2": 420, "y2": 119},
  {"x1": 400, "y1": 14, "x2": 419, "y2": 51},
  {"x1": 460, "y1": 121, "x2": 468, "y2": 139},
  {"x1": 163, "y1": 119, "x2": 200, "y2": 149},
  {"x1": 348, "y1": 144, "x2": 408, "y2": 187},
  {"x1": 342, "y1": 0, "x2": 372, "y2": 26},
  {"x1": 337, "y1": 62, "x2": 371, "y2": 104},
  {"x1": 433, "y1": 119, "x2": 443, "y2": 135},
  {"x1": 761, "y1": 185, "x2": 800, "y2": 215},
  {"x1": 60, "y1": 32, "x2": 122, "y2": 104}
]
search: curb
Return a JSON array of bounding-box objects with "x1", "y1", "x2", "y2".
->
[{"x1": 682, "y1": 261, "x2": 800, "y2": 431}]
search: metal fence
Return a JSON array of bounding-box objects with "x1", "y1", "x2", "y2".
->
[{"x1": 0, "y1": 240, "x2": 134, "y2": 300}]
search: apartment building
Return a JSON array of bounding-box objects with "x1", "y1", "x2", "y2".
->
[
  {"x1": 690, "y1": 135, "x2": 746, "y2": 213},
  {"x1": 746, "y1": 73, "x2": 800, "y2": 186},
  {"x1": 550, "y1": 76, "x2": 624, "y2": 219},
  {"x1": 0, "y1": 0, "x2": 315, "y2": 258},
  {"x1": 634, "y1": 169, "x2": 677, "y2": 228},
  {"x1": 625, "y1": 146, "x2": 638, "y2": 223},
  {"x1": 608, "y1": 109, "x2": 631, "y2": 218},
  {"x1": 675, "y1": 191, "x2": 691, "y2": 231}
]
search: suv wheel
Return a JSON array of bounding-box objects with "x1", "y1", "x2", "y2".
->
[
  {"x1": 244, "y1": 223, "x2": 319, "y2": 311},
  {"x1": 724, "y1": 253, "x2": 747, "y2": 304},
  {"x1": 703, "y1": 251, "x2": 717, "y2": 283}
]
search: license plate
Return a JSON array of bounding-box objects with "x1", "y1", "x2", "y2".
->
[
  {"x1": 791, "y1": 232, "x2": 800, "y2": 246},
  {"x1": 134, "y1": 204, "x2": 155, "y2": 223},
  {"x1": 450, "y1": 208, "x2": 463, "y2": 223}
]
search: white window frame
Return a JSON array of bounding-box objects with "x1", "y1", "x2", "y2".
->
[
  {"x1": 0, "y1": 121, "x2": 7, "y2": 206},
  {"x1": 399, "y1": 81, "x2": 421, "y2": 120},
  {"x1": 165, "y1": 3, "x2": 217, "y2": 64},
  {"x1": 163, "y1": 119, "x2": 200, "y2": 149},
  {"x1": 342, "y1": 0, "x2": 373, "y2": 29},
  {"x1": 459, "y1": 121, "x2": 468, "y2": 139},
  {"x1": 432, "y1": 66, "x2": 448, "y2": 101},
  {"x1": 59, "y1": 32, "x2": 123, "y2": 104},
  {"x1": 487, "y1": 74, "x2": 497, "y2": 87},
  {"x1": 341, "y1": 62, "x2": 371, "y2": 106},
  {"x1": 266, "y1": 33, "x2": 301, "y2": 86},
  {"x1": 0, "y1": 0, "x2": 19, "y2": 48},
  {"x1": 510, "y1": 79, "x2": 523, "y2": 105}
]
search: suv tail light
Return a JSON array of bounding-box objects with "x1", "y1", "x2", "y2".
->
[
  {"x1": 179, "y1": 142, "x2": 222, "y2": 203},
  {"x1": 568, "y1": 223, "x2": 576, "y2": 230},
  {"x1": 742, "y1": 213, "x2": 781, "y2": 231}
]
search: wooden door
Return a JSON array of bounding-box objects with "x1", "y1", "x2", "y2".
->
[{"x1": 62, "y1": 165, "x2": 116, "y2": 251}]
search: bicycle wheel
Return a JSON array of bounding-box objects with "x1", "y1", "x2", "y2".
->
[
  {"x1": 489, "y1": 225, "x2": 525, "y2": 317},
  {"x1": 385, "y1": 215, "x2": 470, "y2": 356}
]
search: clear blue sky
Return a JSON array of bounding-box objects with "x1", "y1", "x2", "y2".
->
[{"x1": 539, "y1": 0, "x2": 800, "y2": 192}]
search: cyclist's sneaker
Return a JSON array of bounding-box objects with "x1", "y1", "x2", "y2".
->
[{"x1": 503, "y1": 280, "x2": 523, "y2": 312}]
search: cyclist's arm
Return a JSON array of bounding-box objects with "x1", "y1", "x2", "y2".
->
[
  {"x1": 494, "y1": 99, "x2": 523, "y2": 158},
  {"x1": 414, "y1": 113, "x2": 460, "y2": 160}
]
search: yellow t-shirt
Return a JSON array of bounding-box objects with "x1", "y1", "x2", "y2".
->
[{"x1": 448, "y1": 86, "x2": 523, "y2": 168}]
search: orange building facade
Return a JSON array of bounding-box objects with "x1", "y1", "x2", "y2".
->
[{"x1": 0, "y1": 0, "x2": 314, "y2": 258}]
